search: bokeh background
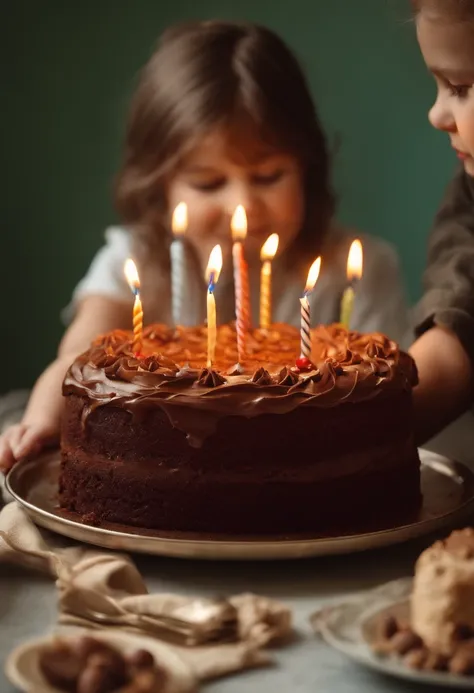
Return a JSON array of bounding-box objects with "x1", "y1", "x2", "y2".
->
[{"x1": 1, "y1": 0, "x2": 457, "y2": 391}]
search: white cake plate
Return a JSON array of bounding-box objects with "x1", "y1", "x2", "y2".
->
[
  {"x1": 311, "y1": 578, "x2": 474, "y2": 688},
  {"x1": 5, "y1": 449, "x2": 474, "y2": 560}
]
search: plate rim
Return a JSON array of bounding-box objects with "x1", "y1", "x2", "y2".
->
[
  {"x1": 315, "y1": 579, "x2": 474, "y2": 689},
  {"x1": 5, "y1": 449, "x2": 474, "y2": 559}
]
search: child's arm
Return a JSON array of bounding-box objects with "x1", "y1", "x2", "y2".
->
[
  {"x1": 0, "y1": 295, "x2": 130, "y2": 472},
  {"x1": 411, "y1": 168, "x2": 474, "y2": 444},
  {"x1": 410, "y1": 325, "x2": 473, "y2": 445}
]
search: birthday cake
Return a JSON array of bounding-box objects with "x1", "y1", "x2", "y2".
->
[{"x1": 58, "y1": 323, "x2": 421, "y2": 534}]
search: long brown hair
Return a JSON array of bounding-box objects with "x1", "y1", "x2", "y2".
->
[
  {"x1": 115, "y1": 21, "x2": 334, "y2": 322},
  {"x1": 411, "y1": 0, "x2": 474, "y2": 19}
]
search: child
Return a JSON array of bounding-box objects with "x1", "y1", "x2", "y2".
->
[
  {"x1": 409, "y1": 0, "x2": 474, "y2": 443},
  {"x1": 0, "y1": 20, "x2": 409, "y2": 472}
]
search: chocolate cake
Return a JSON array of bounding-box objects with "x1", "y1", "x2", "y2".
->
[{"x1": 59, "y1": 323, "x2": 421, "y2": 534}]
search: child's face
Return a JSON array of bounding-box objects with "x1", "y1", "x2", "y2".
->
[
  {"x1": 166, "y1": 127, "x2": 305, "y2": 272},
  {"x1": 416, "y1": 12, "x2": 474, "y2": 176}
]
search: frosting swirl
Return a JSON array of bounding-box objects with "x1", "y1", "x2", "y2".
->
[{"x1": 63, "y1": 323, "x2": 417, "y2": 447}]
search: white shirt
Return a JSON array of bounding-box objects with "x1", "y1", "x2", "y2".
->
[{"x1": 65, "y1": 226, "x2": 412, "y2": 349}]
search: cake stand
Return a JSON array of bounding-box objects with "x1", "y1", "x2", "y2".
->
[{"x1": 6, "y1": 449, "x2": 474, "y2": 560}]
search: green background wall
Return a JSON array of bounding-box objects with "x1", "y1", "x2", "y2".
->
[{"x1": 2, "y1": 0, "x2": 456, "y2": 392}]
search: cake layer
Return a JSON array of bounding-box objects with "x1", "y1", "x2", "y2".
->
[{"x1": 59, "y1": 323, "x2": 421, "y2": 534}]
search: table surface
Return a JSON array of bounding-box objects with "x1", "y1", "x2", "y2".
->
[{"x1": 2, "y1": 413, "x2": 473, "y2": 693}]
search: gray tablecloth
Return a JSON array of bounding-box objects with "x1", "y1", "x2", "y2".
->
[{"x1": 1, "y1": 401, "x2": 473, "y2": 693}]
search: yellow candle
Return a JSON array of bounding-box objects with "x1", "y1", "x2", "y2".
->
[
  {"x1": 205, "y1": 245, "x2": 223, "y2": 368},
  {"x1": 259, "y1": 233, "x2": 279, "y2": 330},
  {"x1": 340, "y1": 239, "x2": 363, "y2": 330},
  {"x1": 124, "y1": 259, "x2": 143, "y2": 355},
  {"x1": 340, "y1": 286, "x2": 355, "y2": 331}
]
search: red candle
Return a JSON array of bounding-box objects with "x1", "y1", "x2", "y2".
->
[{"x1": 231, "y1": 205, "x2": 250, "y2": 363}]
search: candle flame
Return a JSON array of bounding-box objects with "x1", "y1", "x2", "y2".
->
[
  {"x1": 305, "y1": 256, "x2": 321, "y2": 294},
  {"x1": 231, "y1": 205, "x2": 247, "y2": 241},
  {"x1": 347, "y1": 239, "x2": 363, "y2": 281},
  {"x1": 172, "y1": 202, "x2": 188, "y2": 236},
  {"x1": 124, "y1": 258, "x2": 140, "y2": 291},
  {"x1": 205, "y1": 245, "x2": 223, "y2": 285},
  {"x1": 260, "y1": 233, "x2": 279, "y2": 261}
]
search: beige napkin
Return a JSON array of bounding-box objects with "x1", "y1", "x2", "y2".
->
[{"x1": 0, "y1": 501, "x2": 292, "y2": 682}]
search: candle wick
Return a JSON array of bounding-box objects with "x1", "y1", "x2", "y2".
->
[
  {"x1": 208, "y1": 271, "x2": 216, "y2": 293},
  {"x1": 132, "y1": 286, "x2": 140, "y2": 297}
]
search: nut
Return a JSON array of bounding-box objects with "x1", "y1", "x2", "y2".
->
[
  {"x1": 77, "y1": 660, "x2": 126, "y2": 693},
  {"x1": 404, "y1": 648, "x2": 428, "y2": 669},
  {"x1": 126, "y1": 649, "x2": 155, "y2": 670},
  {"x1": 377, "y1": 614, "x2": 399, "y2": 641},
  {"x1": 39, "y1": 642, "x2": 82, "y2": 690},
  {"x1": 449, "y1": 651, "x2": 474, "y2": 675},
  {"x1": 423, "y1": 652, "x2": 449, "y2": 671},
  {"x1": 390, "y1": 629, "x2": 422, "y2": 655}
]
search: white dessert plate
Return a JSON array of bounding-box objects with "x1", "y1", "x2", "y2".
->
[
  {"x1": 311, "y1": 577, "x2": 474, "y2": 689},
  {"x1": 6, "y1": 449, "x2": 474, "y2": 560},
  {"x1": 4, "y1": 628, "x2": 196, "y2": 693}
]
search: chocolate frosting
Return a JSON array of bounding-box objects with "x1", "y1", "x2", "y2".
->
[{"x1": 64, "y1": 323, "x2": 418, "y2": 447}]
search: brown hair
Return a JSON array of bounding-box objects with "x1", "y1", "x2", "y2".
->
[
  {"x1": 115, "y1": 20, "x2": 334, "y2": 321},
  {"x1": 411, "y1": 0, "x2": 474, "y2": 19}
]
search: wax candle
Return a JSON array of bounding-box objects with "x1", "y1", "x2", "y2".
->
[
  {"x1": 124, "y1": 259, "x2": 143, "y2": 355},
  {"x1": 205, "y1": 245, "x2": 223, "y2": 368},
  {"x1": 170, "y1": 202, "x2": 187, "y2": 326},
  {"x1": 340, "y1": 239, "x2": 363, "y2": 330},
  {"x1": 299, "y1": 257, "x2": 321, "y2": 362},
  {"x1": 231, "y1": 205, "x2": 250, "y2": 362},
  {"x1": 259, "y1": 233, "x2": 279, "y2": 330}
]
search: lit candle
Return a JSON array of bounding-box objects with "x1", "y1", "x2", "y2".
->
[
  {"x1": 340, "y1": 239, "x2": 363, "y2": 329},
  {"x1": 205, "y1": 245, "x2": 223, "y2": 368},
  {"x1": 231, "y1": 205, "x2": 250, "y2": 362},
  {"x1": 124, "y1": 259, "x2": 143, "y2": 355},
  {"x1": 259, "y1": 233, "x2": 279, "y2": 330},
  {"x1": 170, "y1": 202, "x2": 187, "y2": 326},
  {"x1": 299, "y1": 257, "x2": 321, "y2": 362}
]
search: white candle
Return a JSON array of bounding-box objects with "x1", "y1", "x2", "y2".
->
[
  {"x1": 170, "y1": 202, "x2": 187, "y2": 326},
  {"x1": 299, "y1": 257, "x2": 321, "y2": 360}
]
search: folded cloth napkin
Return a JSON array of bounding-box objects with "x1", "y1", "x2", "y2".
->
[{"x1": 0, "y1": 501, "x2": 292, "y2": 682}]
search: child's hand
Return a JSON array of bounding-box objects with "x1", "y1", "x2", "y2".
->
[{"x1": 0, "y1": 422, "x2": 59, "y2": 474}]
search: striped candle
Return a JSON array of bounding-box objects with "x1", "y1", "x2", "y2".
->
[
  {"x1": 299, "y1": 257, "x2": 321, "y2": 360},
  {"x1": 231, "y1": 205, "x2": 250, "y2": 362}
]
